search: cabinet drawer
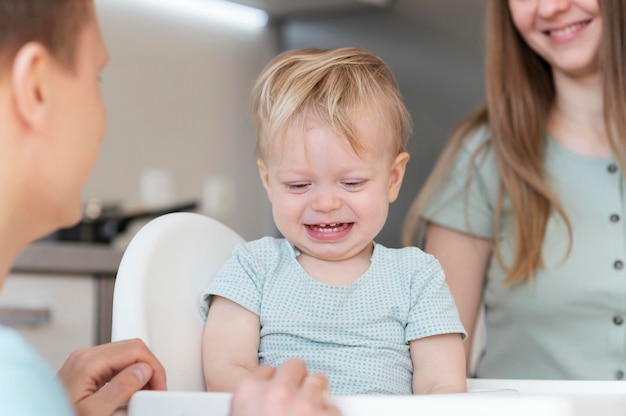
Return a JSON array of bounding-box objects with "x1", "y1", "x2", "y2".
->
[{"x1": 0, "y1": 273, "x2": 95, "y2": 371}]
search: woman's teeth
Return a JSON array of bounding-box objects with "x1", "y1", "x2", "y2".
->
[{"x1": 549, "y1": 21, "x2": 588, "y2": 37}]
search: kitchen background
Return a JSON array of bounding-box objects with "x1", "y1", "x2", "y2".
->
[
  {"x1": 1, "y1": 0, "x2": 488, "y2": 371},
  {"x1": 88, "y1": 0, "x2": 487, "y2": 247}
]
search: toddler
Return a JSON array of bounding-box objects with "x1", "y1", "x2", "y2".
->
[{"x1": 200, "y1": 47, "x2": 466, "y2": 395}]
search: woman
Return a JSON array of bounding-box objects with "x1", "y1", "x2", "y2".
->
[{"x1": 403, "y1": 0, "x2": 626, "y2": 380}]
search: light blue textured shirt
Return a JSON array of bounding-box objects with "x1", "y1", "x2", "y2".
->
[
  {"x1": 201, "y1": 237, "x2": 465, "y2": 394},
  {"x1": 0, "y1": 326, "x2": 74, "y2": 415}
]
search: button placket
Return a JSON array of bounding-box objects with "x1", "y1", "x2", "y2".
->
[
  {"x1": 607, "y1": 163, "x2": 624, "y2": 273},
  {"x1": 605, "y1": 162, "x2": 626, "y2": 379}
]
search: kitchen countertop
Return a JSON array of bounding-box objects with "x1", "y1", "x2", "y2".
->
[
  {"x1": 9, "y1": 241, "x2": 125, "y2": 344},
  {"x1": 12, "y1": 241, "x2": 123, "y2": 276}
]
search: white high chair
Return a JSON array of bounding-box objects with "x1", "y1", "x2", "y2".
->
[
  {"x1": 112, "y1": 212, "x2": 626, "y2": 415},
  {"x1": 111, "y1": 212, "x2": 244, "y2": 392}
]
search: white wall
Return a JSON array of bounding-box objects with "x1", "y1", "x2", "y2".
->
[{"x1": 87, "y1": 0, "x2": 278, "y2": 240}]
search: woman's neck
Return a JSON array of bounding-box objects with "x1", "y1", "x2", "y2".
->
[{"x1": 548, "y1": 70, "x2": 610, "y2": 157}]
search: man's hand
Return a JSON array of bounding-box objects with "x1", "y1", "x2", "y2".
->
[
  {"x1": 230, "y1": 359, "x2": 341, "y2": 416},
  {"x1": 57, "y1": 338, "x2": 167, "y2": 416}
]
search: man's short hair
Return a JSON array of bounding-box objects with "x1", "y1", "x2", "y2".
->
[{"x1": 0, "y1": 0, "x2": 90, "y2": 71}]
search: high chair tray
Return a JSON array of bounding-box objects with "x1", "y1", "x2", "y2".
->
[{"x1": 126, "y1": 390, "x2": 626, "y2": 416}]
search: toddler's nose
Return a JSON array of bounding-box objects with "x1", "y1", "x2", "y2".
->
[{"x1": 310, "y1": 189, "x2": 342, "y2": 212}]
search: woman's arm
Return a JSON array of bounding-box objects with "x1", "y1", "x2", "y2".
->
[
  {"x1": 424, "y1": 223, "x2": 492, "y2": 371},
  {"x1": 202, "y1": 296, "x2": 261, "y2": 392}
]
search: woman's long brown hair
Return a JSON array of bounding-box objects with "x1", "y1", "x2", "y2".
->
[{"x1": 403, "y1": 0, "x2": 626, "y2": 285}]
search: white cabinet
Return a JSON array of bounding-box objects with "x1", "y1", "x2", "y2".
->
[
  {"x1": 0, "y1": 273, "x2": 96, "y2": 371},
  {"x1": 1, "y1": 241, "x2": 122, "y2": 372}
]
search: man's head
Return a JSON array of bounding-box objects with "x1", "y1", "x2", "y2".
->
[
  {"x1": 0, "y1": 0, "x2": 90, "y2": 73},
  {"x1": 0, "y1": 0, "x2": 108, "y2": 249}
]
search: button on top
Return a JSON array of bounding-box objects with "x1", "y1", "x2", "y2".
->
[
  {"x1": 608, "y1": 163, "x2": 619, "y2": 173},
  {"x1": 611, "y1": 214, "x2": 621, "y2": 223},
  {"x1": 614, "y1": 316, "x2": 624, "y2": 325},
  {"x1": 615, "y1": 260, "x2": 624, "y2": 270},
  {"x1": 617, "y1": 370, "x2": 624, "y2": 380}
]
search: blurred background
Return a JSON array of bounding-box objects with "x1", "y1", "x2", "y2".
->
[
  {"x1": 0, "y1": 0, "x2": 488, "y2": 372},
  {"x1": 89, "y1": 0, "x2": 487, "y2": 248}
]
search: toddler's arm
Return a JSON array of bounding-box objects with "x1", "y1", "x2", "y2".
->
[
  {"x1": 409, "y1": 333, "x2": 466, "y2": 394},
  {"x1": 202, "y1": 295, "x2": 261, "y2": 392}
]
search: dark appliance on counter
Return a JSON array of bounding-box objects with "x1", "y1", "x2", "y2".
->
[{"x1": 45, "y1": 200, "x2": 198, "y2": 244}]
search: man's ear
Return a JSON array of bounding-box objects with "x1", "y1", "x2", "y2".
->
[
  {"x1": 257, "y1": 158, "x2": 273, "y2": 203},
  {"x1": 11, "y1": 42, "x2": 51, "y2": 129},
  {"x1": 388, "y1": 151, "x2": 410, "y2": 203}
]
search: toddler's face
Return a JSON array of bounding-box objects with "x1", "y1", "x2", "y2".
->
[{"x1": 257, "y1": 111, "x2": 409, "y2": 266}]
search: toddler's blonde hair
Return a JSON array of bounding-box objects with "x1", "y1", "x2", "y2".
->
[{"x1": 251, "y1": 47, "x2": 412, "y2": 160}]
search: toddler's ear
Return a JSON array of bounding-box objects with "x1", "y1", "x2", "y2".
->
[
  {"x1": 388, "y1": 152, "x2": 410, "y2": 203},
  {"x1": 257, "y1": 159, "x2": 273, "y2": 202}
]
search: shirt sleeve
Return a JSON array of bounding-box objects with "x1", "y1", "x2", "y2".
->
[
  {"x1": 405, "y1": 253, "x2": 467, "y2": 342},
  {"x1": 421, "y1": 125, "x2": 498, "y2": 239},
  {"x1": 200, "y1": 242, "x2": 264, "y2": 319}
]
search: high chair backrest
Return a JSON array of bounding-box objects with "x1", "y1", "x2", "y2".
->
[{"x1": 111, "y1": 212, "x2": 245, "y2": 391}]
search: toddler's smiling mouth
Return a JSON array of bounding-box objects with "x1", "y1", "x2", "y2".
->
[{"x1": 307, "y1": 223, "x2": 353, "y2": 233}]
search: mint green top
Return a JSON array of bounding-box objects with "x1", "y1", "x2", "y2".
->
[
  {"x1": 423, "y1": 125, "x2": 626, "y2": 380},
  {"x1": 0, "y1": 326, "x2": 74, "y2": 415},
  {"x1": 202, "y1": 237, "x2": 466, "y2": 394}
]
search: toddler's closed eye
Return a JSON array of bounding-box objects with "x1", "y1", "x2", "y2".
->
[
  {"x1": 342, "y1": 180, "x2": 366, "y2": 190},
  {"x1": 285, "y1": 183, "x2": 310, "y2": 192}
]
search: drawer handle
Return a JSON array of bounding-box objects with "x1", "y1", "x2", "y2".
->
[{"x1": 0, "y1": 307, "x2": 51, "y2": 327}]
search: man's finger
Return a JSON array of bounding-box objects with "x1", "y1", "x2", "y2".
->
[
  {"x1": 76, "y1": 363, "x2": 152, "y2": 416},
  {"x1": 248, "y1": 364, "x2": 276, "y2": 381},
  {"x1": 300, "y1": 372, "x2": 330, "y2": 407},
  {"x1": 95, "y1": 339, "x2": 167, "y2": 391},
  {"x1": 274, "y1": 359, "x2": 308, "y2": 387}
]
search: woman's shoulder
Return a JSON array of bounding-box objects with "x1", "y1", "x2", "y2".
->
[
  {"x1": 460, "y1": 123, "x2": 492, "y2": 154},
  {"x1": 442, "y1": 122, "x2": 496, "y2": 177}
]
